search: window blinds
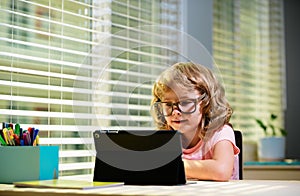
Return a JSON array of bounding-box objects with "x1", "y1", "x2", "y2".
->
[
  {"x1": 0, "y1": 0, "x2": 182, "y2": 180},
  {"x1": 0, "y1": 0, "x2": 102, "y2": 179},
  {"x1": 213, "y1": 0, "x2": 286, "y2": 140}
]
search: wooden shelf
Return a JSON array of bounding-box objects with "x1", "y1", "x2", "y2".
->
[{"x1": 244, "y1": 161, "x2": 300, "y2": 180}]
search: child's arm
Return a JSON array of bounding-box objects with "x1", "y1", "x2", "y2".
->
[{"x1": 183, "y1": 140, "x2": 235, "y2": 181}]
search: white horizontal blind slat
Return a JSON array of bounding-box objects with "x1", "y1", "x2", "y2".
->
[{"x1": 59, "y1": 150, "x2": 94, "y2": 158}]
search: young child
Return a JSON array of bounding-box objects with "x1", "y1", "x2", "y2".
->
[{"x1": 150, "y1": 62, "x2": 240, "y2": 181}]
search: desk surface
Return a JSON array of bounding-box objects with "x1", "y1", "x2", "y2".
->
[{"x1": 1, "y1": 180, "x2": 300, "y2": 196}]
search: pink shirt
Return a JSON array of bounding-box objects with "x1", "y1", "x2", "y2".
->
[{"x1": 182, "y1": 124, "x2": 240, "y2": 180}]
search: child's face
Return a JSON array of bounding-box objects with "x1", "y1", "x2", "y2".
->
[{"x1": 161, "y1": 87, "x2": 202, "y2": 139}]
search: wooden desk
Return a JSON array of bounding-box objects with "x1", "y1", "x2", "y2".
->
[{"x1": 1, "y1": 180, "x2": 300, "y2": 196}]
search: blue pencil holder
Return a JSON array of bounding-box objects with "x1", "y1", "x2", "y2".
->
[{"x1": 0, "y1": 146, "x2": 59, "y2": 183}]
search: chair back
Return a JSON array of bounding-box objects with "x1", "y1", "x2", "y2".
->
[{"x1": 234, "y1": 130, "x2": 243, "y2": 180}]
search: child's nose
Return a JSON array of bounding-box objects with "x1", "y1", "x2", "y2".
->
[{"x1": 172, "y1": 105, "x2": 182, "y2": 115}]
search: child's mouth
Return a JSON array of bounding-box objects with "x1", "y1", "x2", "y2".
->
[{"x1": 172, "y1": 119, "x2": 187, "y2": 124}]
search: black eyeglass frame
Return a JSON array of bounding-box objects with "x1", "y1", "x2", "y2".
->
[{"x1": 155, "y1": 94, "x2": 205, "y2": 117}]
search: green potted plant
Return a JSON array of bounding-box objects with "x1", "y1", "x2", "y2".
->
[{"x1": 255, "y1": 113, "x2": 287, "y2": 161}]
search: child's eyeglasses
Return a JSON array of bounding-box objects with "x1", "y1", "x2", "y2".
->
[{"x1": 155, "y1": 94, "x2": 205, "y2": 116}]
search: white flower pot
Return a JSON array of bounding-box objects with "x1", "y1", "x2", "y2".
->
[{"x1": 258, "y1": 137, "x2": 286, "y2": 161}]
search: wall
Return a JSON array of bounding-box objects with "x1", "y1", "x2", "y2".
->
[
  {"x1": 182, "y1": 0, "x2": 213, "y2": 54},
  {"x1": 284, "y1": 0, "x2": 300, "y2": 159}
]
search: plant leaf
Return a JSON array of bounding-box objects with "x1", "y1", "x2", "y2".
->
[
  {"x1": 255, "y1": 119, "x2": 267, "y2": 135},
  {"x1": 269, "y1": 124, "x2": 276, "y2": 136},
  {"x1": 270, "y1": 114, "x2": 277, "y2": 121},
  {"x1": 256, "y1": 119, "x2": 266, "y2": 129},
  {"x1": 280, "y1": 128, "x2": 287, "y2": 136}
]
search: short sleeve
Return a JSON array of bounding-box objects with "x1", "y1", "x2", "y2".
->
[{"x1": 212, "y1": 125, "x2": 240, "y2": 155}]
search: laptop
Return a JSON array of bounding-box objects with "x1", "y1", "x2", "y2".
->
[{"x1": 93, "y1": 130, "x2": 186, "y2": 185}]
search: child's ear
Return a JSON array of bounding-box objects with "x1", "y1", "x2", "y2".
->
[{"x1": 198, "y1": 105, "x2": 203, "y2": 114}]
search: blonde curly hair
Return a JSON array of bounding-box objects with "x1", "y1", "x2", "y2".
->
[{"x1": 150, "y1": 62, "x2": 232, "y2": 139}]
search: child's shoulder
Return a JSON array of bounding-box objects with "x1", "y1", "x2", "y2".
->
[
  {"x1": 216, "y1": 124, "x2": 234, "y2": 137},
  {"x1": 223, "y1": 124, "x2": 234, "y2": 131}
]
